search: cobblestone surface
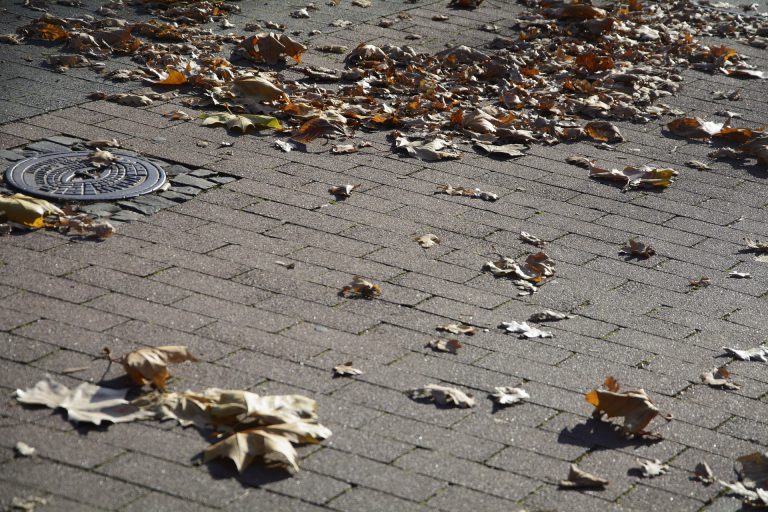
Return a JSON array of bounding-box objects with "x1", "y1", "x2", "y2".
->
[{"x1": 2, "y1": 0, "x2": 768, "y2": 511}]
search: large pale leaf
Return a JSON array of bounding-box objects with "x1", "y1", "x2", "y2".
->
[
  {"x1": 409, "y1": 384, "x2": 475, "y2": 408},
  {"x1": 15, "y1": 377, "x2": 153, "y2": 426},
  {"x1": 0, "y1": 194, "x2": 63, "y2": 229}
]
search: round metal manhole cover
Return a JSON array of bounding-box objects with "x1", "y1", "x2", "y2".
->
[{"x1": 4, "y1": 151, "x2": 166, "y2": 201}]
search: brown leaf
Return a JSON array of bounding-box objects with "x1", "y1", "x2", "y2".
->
[
  {"x1": 520, "y1": 231, "x2": 546, "y2": 247},
  {"x1": 585, "y1": 121, "x2": 624, "y2": 143},
  {"x1": 701, "y1": 366, "x2": 740, "y2": 390},
  {"x1": 589, "y1": 163, "x2": 678, "y2": 192},
  {"x1": 585, "y1": 378, "x2": 660, "y2": 435},
  {"x1": 426, "y1": 339, "x2": 462, "y2": 354},
  {"x1": 291, "y1": 117, "x2": 348, "y2": 144},
  {"x1": 739, "y1": 135, "x2": 768, "y2": 166},
  {"x1": 689, "y1": 276, "x2": 711, "y2": 288},
  {"x1": 559, "y1": 464, "x2": 609, "y2": 488},
  {"x1": 241, "y1": 32, "x2": 306, "y2": 65},
  {"x1": 436, "y1": 184, "x2": 497, "y2": 201},
  {"x1": 436, "y1": 323, "x2": 477, "y2": 336},
  {"x1": 576, "y1": 53, "x2": 614, "y2": 73},
  {"x1": 667, "y1": 117, "x2": 723, "y2": 139},
  {"x1": 449, "y1": 0, "x2": 483, "y2": 8},
  {"x1": 330, "y1": 144, "x2": 357, "y2": 154},
  {"x1": 341, "y1": 276, "x2": 381, "y2": 299},
  {"x1": 328, "y1": 184, "x2": 358, "y2": 198},
  {"x1": 121, "y1": 346, "x2": 198, "y2": 390},
  {"x1": 621, "y1": 239, "x2": 655, "y2": 259}
]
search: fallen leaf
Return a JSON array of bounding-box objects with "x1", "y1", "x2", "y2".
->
[
  {"x1": 415, "y1": 233, "x2": 440, "y2": 248},
  {"x1": 729, "y1": 271, "x2": 752, "y2": 279},
  {"x1": 529, "y1": 310, "x2": 575, "y2": 322},
  {"x1": 737, "y1": 452, "x2": 768, "y2": 490},
  {"x1": 722, "y1": 67, "x2": 767, "y2": 79},
  {"x1": 15, "y1": 377, "x2": 154, "y2": 425},
  {"x1": 333, "y1": 362, "x2": 363, "y2": 377},
  {"x1": 409, "y1": 384, "x2": 475, "y2": 408},
  {"x1": 436, "y1": 323, "x2": 477, "y2": 335},
  {"x1": 151, "y1": 67, "x2": 187, "y2": 85},
  {"x1": 396, "y1": 136, "x2": 461, "y2": 161},
  {"x1": 275, "y1": 260, "x2": 295, "y2": 269},
  {"x1": 693, "y1": 462, "x2": 715, "y2": 485},
  {"x1": 291, "y1": 8, "x2": 310, "y2": 18},
  {"x1": 520, "y1": 231, "x2": 546, "y2": 247},
  {"x1": 689, "y1": 276, "x2": 711, "y2": 288},
  {"x1": 739, "y1": 135, "x2": 768, "y2": 166},
  {"x1": 589, "y1": 163, "x2": 678, "y2": 192},
  {"x1": 341, "y1": 276, "x2": 381, "y2": 299},
  {"x1": 559, "y1": 464, "x2": 609, "y2": 488},
  {"x1": 14, "y1": 441, "x2": 36, "y2": 457},
  {"x1": 501, "y1": 321, "x2": 553, "y2": 338},
  {"x1": 291, "y1": 117, "x2": 348, "y2": 144},
  {"x1": 721, "y1": 346, "x2": 768, "y2": 362},
  {"x1": 0, "y1": 33, "x2": 23, "y2": 44},
  {"x1": 89, "y1": 149, "x2": 118, "y2": 168},
  {"x1": 232, "y1": 76, "x2": 288, "y2": 102},
  {"x1": 351, "y1": 0, "x2": 371, "y2": 6},
  {"x1": 686, "y1": 160, "x2": 711, "y2": 170},
  {"x1": 473, "y1": 141, "x2": 527, "y2": 158},
  {"x1": 621, "y1": 239, "x2": 655, "y2": 259},
  {"x1": 638, "y1": 458, "x2": 670, "y2": 478},
  {"x1": 331, "y1": 144, "x2": 357, "y2": 154},
  {"x1": 426, "y1": 339, "x2": 462, "y2": 354},
  {"x1": 240, "y1": 32, "x2": 307, "y2": 65},
  {"x1": 667, "y1": 117, "x2": 724, "y2": 139},
  {"x1": 585, "y1": 377, "x2": 660, "y2": 436},
  {"x1": 585, "y1": 121, "x2": 624, "y2": 143},
  {"x1": 436, "y1": 184, "x2": 497, "y2": 201},
  {"x1": 106, "y1": 93, "x2": 154, "y2": 107},
  {"x1": 566, "y1": 155, "x2": 593, "y2": 168},
  {"x1": 484, "y1": 252, "x2": 556, "y2": 294},
  {"x1": 274, "y1": 140, "x2": 296, "y2": 152},
  {"x1": 9, "y1": 495, "x2": 49, "y2": 512},
  {"x1": 163, "y1": 110, "x2": 192, "y2": 121},
  {"x1": 490, "y1": 387, "x2": 529, "y2": 406},
  {"x1": 745, "y1": 238, "x2": 768, "y2": 253},
  {"x1": 328, "y1": 184, "x2": 358, "y2": 198},
  {"x1": 701, "y1": 366, "x2": 740, "y2": 390},
  {"x1": 202, "y1": 113, "x2": 282, "y2": 132},
  {"x1": 85, "y1": 138, "x2": 120, "y2": 148},
  {"x1": 0, "y1": 194, "x2": 64, "y2": 229},
  {"x1": 120, "y1": 345, "x2": 198, "y2": 390}
]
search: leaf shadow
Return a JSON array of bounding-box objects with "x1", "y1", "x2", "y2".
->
[
  {"x1": 203, "y1": 457, "x2": 291, "y2": 487},
  {"x1": 557, "y1": 415, "x2": 662, "y2": 451}
]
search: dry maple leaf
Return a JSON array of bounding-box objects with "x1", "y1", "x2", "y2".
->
[
  {"x1": 426, "y1": 339, "x2": 462, "y2": 354},
  {"x1": 701, "y1": 366, "x2": 740, "y2": 390},
  {"x1": 328, "y1": 184, "x2": 358, "y2": 198},
  {"x1": 721, "y1": 346, "x2": 768, "y2": 362},
  {"x1": 0, "y1": 194, "x2": 64, "y2": 229},
  {"x1": 529, "y1": 310, "x2": 574, "y2": 322},
  {"x1": 120, "y1": 345, "x2": 198, "y2": 390},
  {"x1": 667, "y1": 117, "x2": 724, "y2": 139},
  {"x1": 333, "y1": 362, "x2": 363, "y2": 377},
  {"x1": 520, "y1": 231, "x2": 546, "y2": 247},
  {"x1": 15, "y1": 377, "x2": 154, "y2": 425},
  {"x1": 415, "y1": 233, "x2": 440, "y2": 248},
  {"x1": 436, "y1": 323, "x2": 477, "y2": 335},
  {"x1": 559, "y1": 464, "x2": 609, "y2": 489},
  {"x1": 490, "y1": 387, "x2": 529, "y2": 406},
  {"x1": 585, "y1": 377, "x2": 660, "y2": 436},
  {"x1": 409, "y1": 384, "x2": 475, "y2": 408},
  {"x1": 341, "y1": 276, "x2": 381, "y2": 299},
  {"x1": 638, "y1": 458, "x2": 670, "y2": 478},
  {"x1": 621, "y1": 239, "x2": 655, "y2": 259},
  {"x1": 501, "y1": 321, "x2": 553, "y2": 338}
]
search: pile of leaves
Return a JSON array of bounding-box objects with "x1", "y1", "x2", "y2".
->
[
  {"x1": 15, "y1": 345, "x2": 331, "y2": 475},
  {"x1": 10, "y1": 0, "x2": 767, "y2": 165}
]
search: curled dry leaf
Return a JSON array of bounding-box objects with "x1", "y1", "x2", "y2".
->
[
  {"x1": 694, "y1": 462, "x2": 716, "y2": 485},
  {"x1": 9, "y1": 495, "x2": 49, "y2": 511},
  {"x1": 396, "y1": 136, "x2": 461, "y2": 161},
  {"x1": 501, "y1": 321, "x2": 553, "y2": 338},
  {"x1": 89, "y1": 149, "x2": 118, "y2": 168},
  {"x1": 436, "y1": 323, "x2": 477, "y2": 336},
  {"x1": 274, "y1": 140, "x2": 296, "y2": 152},
  {"x1": 14, "y1": 376, "x2": 154, "y2": 425},
  {"x1": 409, "y1": 384, "x2": 475, "y2": 408},
  {"x1": 559, "y1": 464, "x2": 609, "y2": 489},
  {"x1": 240, "y1": 32, "x2": 306, "y2": 65},
  {"x1": 701, "y1": 366, "x2": 740, "y2": 390},
  {"x1": 0, "y1": 194, "x2": 64, "y2": 229},
  {"x1": 426, "y1": 339, "x2": 462, "y2": 354},
  {"x1": 638, "y1": 458, "x2": 670, "y2": 478},
  {"x1": 566, "y1": 155, "x2": 593, "y2": 168},
  {"x1": 729, "y1": 271, "x2": 752, "y2": 279},
  {"x1": 163, "y1": 110, "x2": 192, "y2": 121},
  {"x1": 120, "y1": 345, "x2": 198, "y2": 390},
  {"x1": 484, "y1": 252, "x2": 556, "y2": 294},
  {"x1": 686, "y1": 160, "x2": 711, "y2": 170},
  {"x1": 291, "y1": 117, "x2": 348, "y2": 144},
  {"x1": 520, "y1": 231, "x2": 546, "y2": 247},
  {"x1": 529, "y1": 310, "x2": 575, "y2": 322},
  {"x1": 473, "y1": 142, "x2": 526, "y2": 158},
  {"x1": 585, "y1": 377, "x2": 660, "y2": 436},
  {"x1": 745, "y1": 238, "x2": 768, "y2": 254},
  {"x1": 621, "y1": 239, "x2": 655, "y2": 259},
  {"x1": 722, "y1": 346, "x2": 768, "y2": 362},
  {"x1": 232, "y1": 76, "x2": 288, "y2": 102},
  {"x1": 415, "y1": 233, "x2": 440, "y2": 248},
  {"x1": 316, "y1": 45, "x2": 348, "y2": 54},
  {"x1": 589, "y1": 162, "x2": 678, "y2": 192},
  {"x1": 667, "y1": 117, "x2": 724, "y2": 139},
  {"x1": 331, "y1": 144, "x2": 357, "y2": 154},
  {"x1": 584, "y1": 121, "x2": 624, "y2": 143},
  {"x1": 328, "y1": 184, "x2": 358, "y2": 198},
  {"x1": 490, "y1": 387, "x2": 529, "y2": 406},
  {"x1": 14, "y1": 441, "x2": 36, "y2": 457},
  {"x1": 106, "y1": 93, "x2": 154, "y2": 107},
  {"x1": 57, "y1": 214, "x2": 115, "y2": 239},
  {"x1": 436, "y1": 184, "x2": 498, "y2": 201},
  {"x1": 341, "y1": 276, "x2": 381, "y2": 299},
  {"x1": 333, "y1": 362, "x2": 363, "y2": 377}
]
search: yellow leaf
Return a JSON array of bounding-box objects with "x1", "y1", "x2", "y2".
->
[{"x1": 0, "y1": 194, "x2": 64, "y2": 229}]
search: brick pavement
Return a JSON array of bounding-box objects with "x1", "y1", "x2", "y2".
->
[{"x1": 2, "y1": 0, "x2": 768, "y2": 510}]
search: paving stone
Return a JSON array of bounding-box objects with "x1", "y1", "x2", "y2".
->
[{"x1": 171, "y1": 173, "x2": 218, "y2": 190}]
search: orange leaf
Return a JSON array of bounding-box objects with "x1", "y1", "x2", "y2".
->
[
  {"x1": 585, "y1": 378, "x2": 659, "y2": 435},
  {"x1": 575, "y1": 53, "x2": 614, "y2": 73},
  {"x1": 38, "y1": 23, "x2": 69, "y2": 41}
]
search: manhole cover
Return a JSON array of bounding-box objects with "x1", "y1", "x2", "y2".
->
[{"x1": 5, "y1": 151, "x2": 166, "y2": 201}]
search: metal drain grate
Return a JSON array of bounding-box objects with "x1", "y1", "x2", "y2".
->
[{"x1": 5, "y1": 151, "x2": 166, "y2": 201}]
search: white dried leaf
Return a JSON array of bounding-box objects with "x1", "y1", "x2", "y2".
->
[
  {"x1": 436, "y1": 323, "x2": 477, "y2": 335},
  {"x1": 501, "y1": 321, "x2": 553, "y2": 338},
  {"x1": 638, "y1": 458, "x2": 669, "y2": 478},
  {"x1": 9, "y1": 495, "x2": 49, "y2": 511},
  {"x1": 328, "y1": 184, "x2": 358, "y2": 198},
  {"x1": 275, "y1": 140, "x2": 296, "y2": 152},
  {"x1": 331, "y1": 144, "x2": 357, "y2": 154},
  {"x1": 89, "y1": 149, "x2": 118, "y2": 168},
  {"x1": 701, "y1": 367, "x2": 740, "y2": 390},
  {"x1": 396, "y1": 136, "x2": 461, "y2": 161},
  {"x1": 490, "y1": 387, "x2": 529, "y2": 406},
  {"x1": 409, "y1": 384, "x2": 475, "y2": 408},
  {"x1": 520, "y1": 231, "x2": 546, "y2": 247},
  {"x1": 722, "y1": 346, "x2": 768, "y2": 362},
  {"x1": 14, "y1": 441, "x2": 36, "y2": 457},
  {"x1": 415, "y1": 233, "x2": 440, "y2": 248},
  {"x1": 291, "y1": 8, "x2": 310, "y2": 18},
  {"x1": 559, "y1": 464, "x2": 609, "y2": 488},
  {"x1": 746, "y1": 238, "x2": 768, "y2": 253},
  {"x1": 333, "y1": 362, "x2": 363, "y2": 377},
  {"x1": 529, "y1": 310, "x2": 575, "y2": 322},
  {"x1": 686, "y1": 160, "x2": 711, "y2": 170},
  {"x1": 729, "y1": 271, "x2": 752, "y2": 279}
]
